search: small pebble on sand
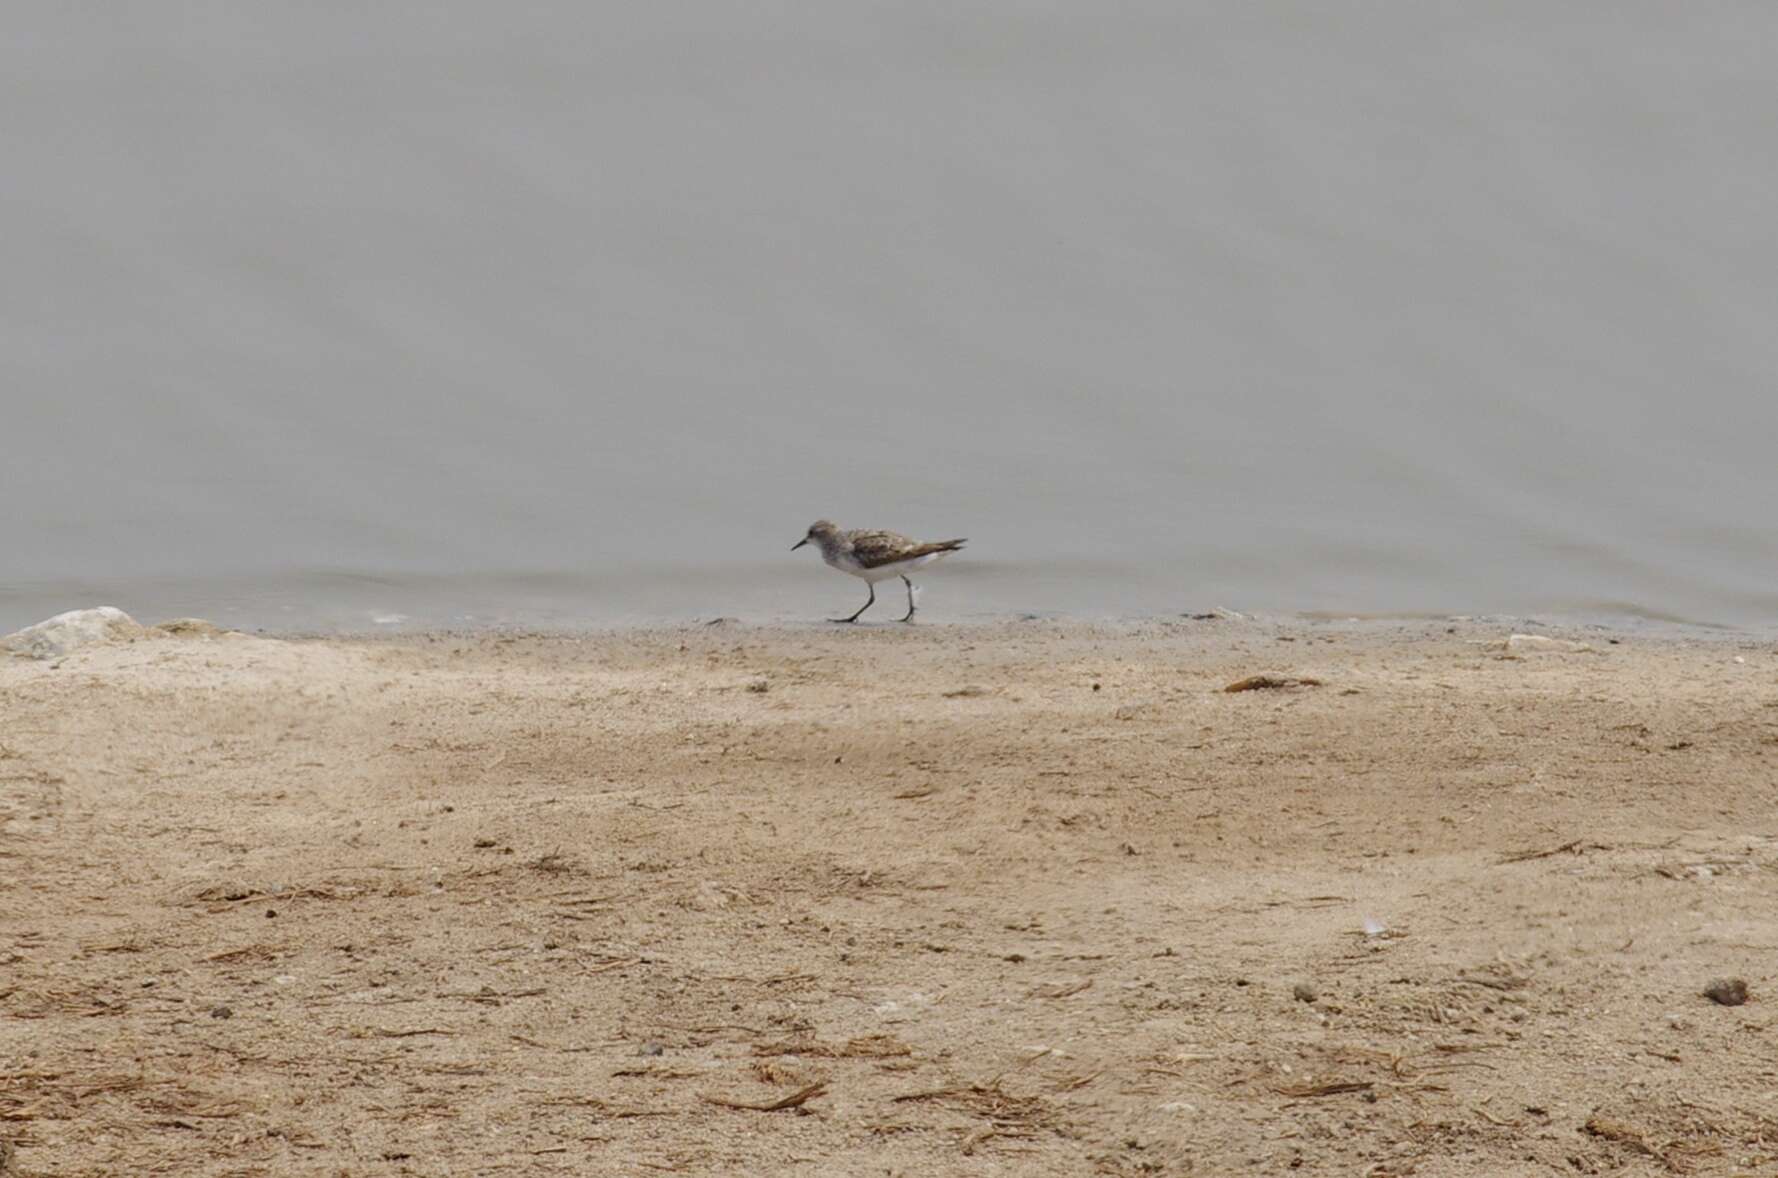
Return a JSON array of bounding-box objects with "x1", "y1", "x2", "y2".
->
[{"x1": 1703, "y1": 977, "x2": 1749, "y2": 1006}]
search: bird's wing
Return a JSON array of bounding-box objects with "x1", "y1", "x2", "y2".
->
[{"x1": 848, "y1": 530, "x2": 966, "y2": 569}]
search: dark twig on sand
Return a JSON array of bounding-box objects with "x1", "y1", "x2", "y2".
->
[
  {"x1": 1272, "y1": 1080, "x2": 1374, "y2": 1098},
  {"x1": 1496, "y1": 839, "x2": 1590, "y2": 864},
  {"x1": 702, "y1": 1082, "x2": 827, "y2": 1112},
  {"x1": 1224, "y1": 675, "x2": 1322, "y2": 693}
]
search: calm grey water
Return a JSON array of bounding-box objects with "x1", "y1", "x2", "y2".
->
[{"x1": 5, "y1": 4, "x2": 1776, "y2": 632}]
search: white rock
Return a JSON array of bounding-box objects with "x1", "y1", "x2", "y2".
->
[{"x1": 2, "y1": 607, "x2": 148, "y2": 660}]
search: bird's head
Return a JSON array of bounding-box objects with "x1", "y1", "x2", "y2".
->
[{"x1": 792, "y1": 519, "x2": 839, "y2": 551}]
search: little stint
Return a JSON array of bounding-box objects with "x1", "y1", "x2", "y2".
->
[{"x1": 791, "y1": 520, "x2": 966, "y2": 623}]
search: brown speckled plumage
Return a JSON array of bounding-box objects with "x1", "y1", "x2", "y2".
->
[{"x1": 845, "y1": 529, "x2": 967, "y2": 569}]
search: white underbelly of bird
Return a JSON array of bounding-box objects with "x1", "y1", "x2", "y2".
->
[{"x1": 833, "y1": 550, "x2": 955, "y2": 583}]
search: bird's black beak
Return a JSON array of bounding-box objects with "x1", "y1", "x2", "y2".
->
[{"x1": 791, "y1": 538, "x2": 808, "y2": 551}]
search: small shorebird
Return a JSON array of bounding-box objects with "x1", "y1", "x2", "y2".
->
[{"x1": 792, "y1": 520, "x2": 966, "y2": 623}]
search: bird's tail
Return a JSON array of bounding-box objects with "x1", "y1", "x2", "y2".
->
[{"x1": 938, "y1": 538, "x2": 967, "y2": 552}]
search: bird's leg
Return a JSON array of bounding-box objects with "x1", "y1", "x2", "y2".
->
[
  {"x1": 900, "y1": 575, "x2": 917, "y2": 623},
  {"x1": 834, "y1": 582, "x2": 875, "y2": 624}
]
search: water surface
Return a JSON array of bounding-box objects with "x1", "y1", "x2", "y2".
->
[{"x1": 4, "y1": 4, "x2": 1775, "y2": 631}]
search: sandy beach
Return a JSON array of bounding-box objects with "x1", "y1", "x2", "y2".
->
[{"x1": 3, "y1": 616, "x2": 1776, "y2": 1176}]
